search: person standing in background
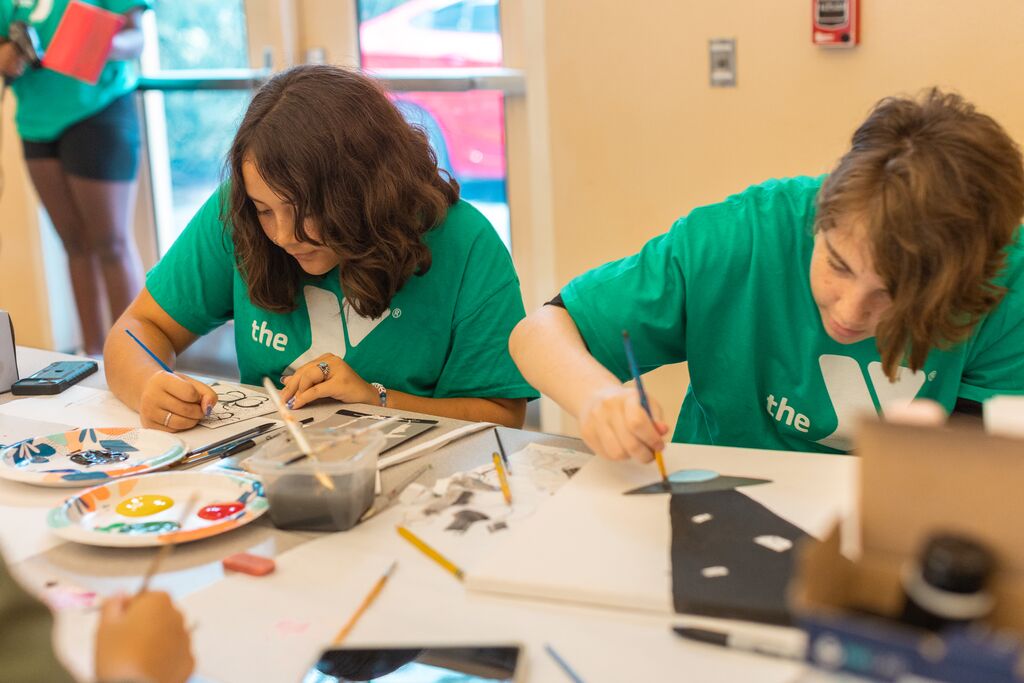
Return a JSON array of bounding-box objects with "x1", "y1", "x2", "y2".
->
[{"x1": 0, "y1": 0, "x2": 151, "y2": 355}]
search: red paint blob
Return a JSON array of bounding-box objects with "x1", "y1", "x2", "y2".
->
[{"x1": 197, "y1": 502, "x2": 245, "y2": 520}]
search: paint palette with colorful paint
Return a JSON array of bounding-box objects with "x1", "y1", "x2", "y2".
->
[
  {"x1": 0, "y1": 427, "x2": 187, "y2": 487},
  {"x1": 47, "y1": 471, "x2": 268, "y2": 547}
]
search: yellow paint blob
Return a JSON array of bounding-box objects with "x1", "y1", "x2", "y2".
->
[{"x1": 115, "y1": 494, "x2": 175, "y2": 518}]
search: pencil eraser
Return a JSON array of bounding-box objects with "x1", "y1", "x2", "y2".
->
[{"x1": 222, "y1": 552, "x2": 275, "y2": 576}]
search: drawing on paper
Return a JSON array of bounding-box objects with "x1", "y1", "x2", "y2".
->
[
  {"x1": 199, "y1": 384, "x2": 277, "y2": 429},
  {"x1": 400, "y1": 443, "x2": 593, "y2": 544}
]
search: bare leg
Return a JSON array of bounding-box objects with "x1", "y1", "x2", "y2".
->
[
  {"x1": 25, "y1": 159, "x2": 108, "y2": 354},
  {"x1": 67, "y1": 175, "x2": 144, "y2": 334}
]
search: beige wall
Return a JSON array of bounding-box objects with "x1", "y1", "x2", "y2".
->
[
  {"x1": 0, "y1": 98, "x2": 50, "y2": 348},
  {"x1": 534, "y1": 0, "x2": 1024, "y2": 435}
]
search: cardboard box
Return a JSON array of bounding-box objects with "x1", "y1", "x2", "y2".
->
[{"x1": 791, "y1": 420, "x2": 1024, "y2": 682}]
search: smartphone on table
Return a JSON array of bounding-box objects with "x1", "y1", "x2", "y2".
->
[
  {"x1": 302, "y1": 644, "x2": 524, "y2": 682},
  {"x1": 11, "y1": 360, "x2": 98, "y2": 396}
]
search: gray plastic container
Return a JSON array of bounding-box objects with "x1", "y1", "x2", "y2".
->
[{"x1": 246, "y1": 427, "x2": 384, "y2": 532}]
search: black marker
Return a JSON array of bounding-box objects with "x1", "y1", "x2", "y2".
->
[
  {"x1": 673, "y1": 626, "x2": 806, "y2": 660},
  {"x1": 188, "y1": 421, "x2": 277, "y2": 457},
  {"x1": 181, "y1": 418, "x2": 314, "y2": 469}
]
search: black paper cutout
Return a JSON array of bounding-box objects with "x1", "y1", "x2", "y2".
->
[
  {"x1": 670, "y1": 489, "x2": 808, "y2": 625},
  {"x1": 624, "y1": 475, "x2": 771, "y2": 496}
]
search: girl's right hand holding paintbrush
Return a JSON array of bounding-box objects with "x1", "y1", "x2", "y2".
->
[
  {"x1": 95, "y1": 591, "x2": 194, "y2": 683},
  {"x1": 579, "y1": 385, "x2": 669, "y2": 463},
  {"x1": 105, "y1": 295, "x2": 220, "y2": 432},
  {"x1": 139, "y1": 372, "x2": 219, "y2": 432}
]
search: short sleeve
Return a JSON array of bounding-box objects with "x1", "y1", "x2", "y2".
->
[
  {"x1": 561, "y1": 224, "x2": 689, "y2": 382},
  {"x1": 432, "y1": 228, "x2": 538, "y2": 400},
  {"x1": 146, "y1": 185, "x2": 236, "y2": 336},
  {"x1": 101, "y1": 0, "x2": 154, "y2": 14},
  {"x1": 959, "y1": 243, "x2": 1024, "y2": 400}
]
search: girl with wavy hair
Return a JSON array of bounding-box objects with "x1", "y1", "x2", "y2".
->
[
  {"x1": 105, "y1": 65, "x2": 536, "y2": 430},
  {"x1": 511, "y1": 89, "x2": 1024, "y2": 459}
]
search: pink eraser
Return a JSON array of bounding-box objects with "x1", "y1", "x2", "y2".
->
[{"x1": 222, "y1": 552, "x2": 275, "y2": 576}]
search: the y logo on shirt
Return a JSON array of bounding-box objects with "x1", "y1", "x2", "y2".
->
[
  {"x1": 16, "y1": 0, "x2": 53, "y2": 23},
  {"x1": 286, "y1": 285, "x2": 391, "y2": 369},
  {"x1": 765, "y1": 354, "x2": 926, "y2": 451},
  {"x1": 815, "y1": 354, "x2": 926, "y2": 451}
]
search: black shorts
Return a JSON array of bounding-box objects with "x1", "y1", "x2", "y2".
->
[{"x1": 21, "y1": 93, "x2": 141, "y2": 182}]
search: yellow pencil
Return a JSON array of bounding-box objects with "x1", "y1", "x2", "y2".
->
[
  {"x1": 396, "y1": 525, "x2": 464, "y2": 581},
  {"x1": 492, "y1": 452, "x2": 512, "y2": 505},
  {"x1": 331, "y1": 560, "x2": 397, "y2": 645}
]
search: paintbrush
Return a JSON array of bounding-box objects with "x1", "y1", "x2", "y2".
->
[
  {"x1": 135, "y1": 491, "x2": 199, "y2": 596},
  {"x1": 621, "y1": 331, "x2": 668, "y2": 482},
  {"x1": 261, "y1": 377, "x2": 335, "y2": 491},
  {"x1": 545, "y1": 643, "x2": 586, "y2": 683},
  {"x1": 494, "y1": 427, "x2": 511, "y2": 473},
  {"x1": 359, "y1": 463, "x2": 432, "y2": 522},
  {"x1": 331, "y1": 560, "x2": 397, "y2": 645}
]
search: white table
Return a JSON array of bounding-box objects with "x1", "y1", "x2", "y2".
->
[{"x1": 0, "y1": 347, "x2": 852, "y2": 682}]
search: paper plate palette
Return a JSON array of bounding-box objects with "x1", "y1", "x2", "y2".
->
[
  {"x1": 47, "y1": 471, "x2": 268, "y2": 547},
  {"x1": 0, "y1": 427, "x2": 187, "y2": 487}
]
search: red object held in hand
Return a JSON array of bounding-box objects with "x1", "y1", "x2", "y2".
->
[
  {"x1": 42, "y1": 1, "x2": 126, "y2": 85},
  {"x1": 222, "y1": 552, "x2": 276, "y2": 577}
]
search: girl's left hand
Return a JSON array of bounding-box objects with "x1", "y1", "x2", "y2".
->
[{"x1": 279, "y1": 354, "x2": 377, "y2": 409}]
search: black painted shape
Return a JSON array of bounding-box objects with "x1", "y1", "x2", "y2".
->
[
  {"x1": 624, "y1": 475, "x2": 771, "y2": 496},
  {"x1": 67, "y1": 449, "x2": 129, "y2": 467},
  {"x1": 670, "y1": 490, "x2": 808, "y2": 625}
]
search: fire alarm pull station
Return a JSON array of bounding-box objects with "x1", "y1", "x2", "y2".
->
[{"x1": 813, "y1": 0, "x2": 859, "y2": 48}]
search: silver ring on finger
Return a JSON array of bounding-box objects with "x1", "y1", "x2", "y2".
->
[
  {"x1": 317, "y1": 361, "x2": 330, "y2": 381},
  {"x1": 163, "y1": 411, "x2": 173, "y2": 427}
]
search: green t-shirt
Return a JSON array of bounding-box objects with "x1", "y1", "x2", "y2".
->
[
  {"x1": 562, "y1": 176, "x2": 1024, "y2": 453},
  {"x1": 147, "y1": 185, "x2": 539, "y2": 401},
  {"x1": 0, "y1": 0, "x2": 151, "y2": 141}
]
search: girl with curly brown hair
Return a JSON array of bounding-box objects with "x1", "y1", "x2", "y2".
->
[
  {"x1": 104, "y1": 65, "x2": 537, "y2": 430},
  {"x1": 511, "y1": 89, "x2": 1024, "y2": 459}
]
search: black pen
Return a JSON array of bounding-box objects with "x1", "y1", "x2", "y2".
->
[
  {"x1": 179, "y1": 418, "x2": 314, "y2": 469},
  {"x1": 673, "y1": 626, "x2": 806, "y2": 660},
  {"x1": 188, "y1": 421, "x2": 277, "y2": 456}
]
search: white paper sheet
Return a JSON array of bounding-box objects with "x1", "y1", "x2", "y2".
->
[
  {"x1": 393, "y1": 443, "x2": 589, "y2": 571},
  {"x1": 181, "y1": 536, "x2": 394, "y2": 683},
  {"x1": 0, "y1": 386, "x2": 139, "y2": 429},
  {"x1": 0, "y1": 415, "x2": 73, "y2": 448},
  {"x1": 466, "y1": 443, "x2": 856, "y2": 615}
]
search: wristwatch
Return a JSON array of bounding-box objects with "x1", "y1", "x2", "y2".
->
[{"x1": 371, "y1": 382, "x2": 388, "y2": 407}]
